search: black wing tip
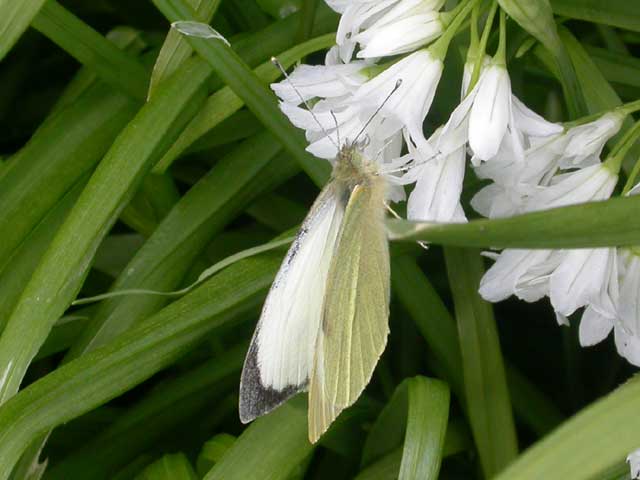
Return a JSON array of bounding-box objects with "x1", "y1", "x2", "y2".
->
[{"x1": 238, "y1": 338, "x2": 307, "y2": 424}]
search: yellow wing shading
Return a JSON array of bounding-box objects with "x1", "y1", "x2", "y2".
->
[{"x1": 308, "y1": 176, "x2": 390, "y2": 442}]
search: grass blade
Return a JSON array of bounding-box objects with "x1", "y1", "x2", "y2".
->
[
  {"x1": 148, "y1": 0, "x2": 222, "y2": 99},
  {"x1": 0, "y1": 56, "x2": 212, "y2": 404},
  {"x1": 135, "y1": 453, "x2": 198, "y2": 480},
  {"x1": 551, "y1": 0, "x2": 640, "y2": 32},
  {"x1": 0, "y1": 82, "x2": 138, "y2": 273},
  {"x1": 32, "y1": 1, "x2": 149, "y2": 100},
  {"x1": 444, "y1": 247, "x2": 518, "y2": 477},
  {"x1": 495, "y1": 375, "x2": 640, "y2": 480},
  {"x1": 155, "y1": 32, "x2": 335, "y2": 173},
  {"x1": 153, "y1": 0, "x2": 330, "y2": 186},
  {"x1": 362, "y1": 377, "x2": 451, "y2": 480},
  {"x1": 0, "y1": 250, "x2": 282, "y2": 479},
  {"x1": 387, "y1": 195, "x2": 640, "y2": 248},
  {"x1": 47, "y1": 346, "x2": 246, "y2": 479},
  {"x1": 203, "y1": 397, "x2": 312, "y2": 480},
  {"x1": 0, "y1": 0, "x2": 46, "y2": 61},
  {"x1": 66, "y1": 132, "x2": 294, "y2": 358}
]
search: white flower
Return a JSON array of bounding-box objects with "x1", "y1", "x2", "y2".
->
[
  {"x1": 517, "y1": 112, "x2": 625, "y2": 185},
  {"x1": 478, "y1": 163, "x2": 618, "y2": 306},
  {"x1": 619, "y1": 250, "x2": 640, "y2": 337},
  {"x1": 524, "y1": 162, "x2": 618, "y2": 212},
  {"x1": 560, "y1": 112, "x2": 624, "y2": 168},
  {"x1": 550, "y1": 248, "x2": 616, "y2": 317},
  {"x1": 437, "y1": 61, "x2": 561, "y2": 167},
  {"x1": 468, "y1": 63, "x2": 513, "y2": 161},
  {"x1": 335, "y1": 0, "x2": 444, "y2": 61},
  {"x1": 354, "y1": 0, "x2": 445, "y2": 58},
  {"x1": 575, "y1": 186, "x2": 640, "y2": 366},
  {"x1": 628, "y1": 449, "x2": 640, "y2": 479},
  {"x1": 271, "y1": 61, "x2": 368, "y2": 104},
  {"x1": 479, "y1": 249, "x2": 559, "y2": 303},
  {"x1": 352, "y1": 49, "x2": 443, "y2": 149},
  {"x1": 405, "y1": 127, "x2": 466, "y2": 222}
]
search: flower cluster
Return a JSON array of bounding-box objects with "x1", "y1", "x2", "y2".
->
[{"x1": 269, "y1": 2, "x2": 640, "y2": 475}]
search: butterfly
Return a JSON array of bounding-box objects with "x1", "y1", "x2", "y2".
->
[{"x1": 239, "y1": 139, "x2": 391, "y2": 443}]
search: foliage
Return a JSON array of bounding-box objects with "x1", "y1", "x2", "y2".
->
[{"x1": 0, "y1": 0, "x2": 639, "y2": 479}]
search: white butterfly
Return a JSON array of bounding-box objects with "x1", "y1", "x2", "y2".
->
[{"x1": 239, "y1": 141, "x2": 391, "y2": 442}]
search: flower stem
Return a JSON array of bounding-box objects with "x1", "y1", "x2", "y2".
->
[
  {"x1": 495, "y1": 7, "x2": 507, "y2": 65},
  {"x1": 430, "y1": 0, "x2": 478, "y2": 61},
  {"x1": 605, "y1": 118, "x2": 640, "y2": 174},
  {"x1": 467, "y1": 0, "x2": 498, "y2": 93},
  {"x1": 622, "y1": 154, "x2": 640, "y2": 195},
  {"x1": 469, "y1": 2, "x2": 480, "y2": 56},
  {"x1": 617, "y1": 99, "x2": 640, "y2": 117},
  {"x1": 563, "y1": 99, "x2": 640, "y2": 129}
]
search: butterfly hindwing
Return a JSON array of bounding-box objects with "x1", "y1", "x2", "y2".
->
[{"x1": 308, "y1": 174, "x2": 390, "y2": 442}]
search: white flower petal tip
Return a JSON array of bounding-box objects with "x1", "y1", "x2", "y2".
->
[
  {"x1": 628, "y1": 449, "x2": 640, "y2": 480},
  {"x1": 352, "y1": 49, "x2": 443, "y2": 147},
  {"x1": 336, "y1": 0, "x2": 445, "y2": 60},
  {"x1": 468, "y1": 64, "x2": 512, "y2": 161},
  {"x1": 171, "y1": 21, "x2": 230, "y2": 45},
  {"x1": 579, "y1": 307, "x2": 613, "y2": 346},
  {"x1": 628, "y1": 182, "x2": 640, "y2": 196},
  {"x1": 406, "y1": 141, "x2": 466, "y2": 223},
  {"x1": 550, "y1": 248, "x2": 614, "y2": 318}
]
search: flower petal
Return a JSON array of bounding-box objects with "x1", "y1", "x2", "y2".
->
[
  {"x1": 579, "y1": 306, "x2": 613, "y2": 346},
  {"x1": 468, "y1": 64, "x2": 511, "y2": 161}
]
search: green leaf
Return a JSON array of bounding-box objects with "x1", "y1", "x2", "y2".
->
[
  {"x1": 444, "y1": 248, "x2": 518, "y2": 477},
  {"x1": 558, "y1": 27, "x2": 640, "y2": 172},
  {"x1": 387, "y1": 195, "x2": 640, "y2": 248},
  {"x1": 0, "y1": 250, "x2": 281, "y2": 479},
  {"x1": 391, "y1": 256, "x2": 564, "y2": 438},
  {"x1": 148, "y1": 0, "x2": 222, "y2": 99},
  {"x1": 65, "y1": 132, "x2": 294, "y2": 359},
  {"x1": 0, "y1": 179, "x2": 85, "y2": 334},
  {"x1": 154, "y1": 32, "x2": 335, "y2": 173},
  {"x1": 0, "y1": 81, "x2": 138, "y2": 275},
  {"x1": 494, "y1": 375, "x2": 640, "y2": 480},
  {"x1": 0, "y1": 56, "x2": 211, "y2": 405},
  {"x1": 551, "y1": 0, "x2": 640, "y2": 33},
  {"x1": 152, "y1": 0, "x2": 330, "y2": 186},
  {"x1": 0, "y1": 0, "x2": 46, "y2": 61},
  {"x1": 46, "y1": 346, "x2": 246, "y2": 479},
  {"x1": 31, "y1": 1, "x2": 149, "y2": 100},
  {"x1": 362, "y1": 377, "x2": 450, "y2": 480},
  {"x1": 588, "y1": 46, "x2": 640, "y2": 91},
  {"x1": 135, "y1": 453, "x2": 198, "y2": 480},
  {"x1": 357, "y1": 420, "x2": 469, "y2": 480},
  {"x1": 498, "y1": 0, "x2": 586, "y2": 116},
  {"x1": 197, "y1": 434, "x2": 237, "y2": 477},
  {"x1": 203, "y1": 397, "x2": 313, "y2": 480}
]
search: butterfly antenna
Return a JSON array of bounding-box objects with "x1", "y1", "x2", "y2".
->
[
  {"x1": 330, "y1": 110, "x2": 341, "y2": 147},
  {"x1": 353, "y1": 79, "x2": 403, "y2": 145},
  {"x1": 271, "y1": 57, "x2": 339, "y2": 150}
]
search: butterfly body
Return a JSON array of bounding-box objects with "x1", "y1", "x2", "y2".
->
[{"x1": 239, "y1": 143, "x2": 390, "y2": 442}]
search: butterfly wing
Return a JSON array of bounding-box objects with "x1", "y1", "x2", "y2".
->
[
  {"x1": 239, "y1": 181, "x2": 348, "y2": 423},
  {"x1": 308, "y1": 176, "x2": 390, "y2": 442}
]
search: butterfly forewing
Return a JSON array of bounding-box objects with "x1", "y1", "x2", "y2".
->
[
  {"x1": 239, "y1": 181, "x2": 348, "y2": 423},
  {"x1": 308, "y1": 173, "x2": 390, "y2": 442}
]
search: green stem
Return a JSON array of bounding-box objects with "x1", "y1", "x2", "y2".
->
[
  {"x1": 622, "y1": 155, "x2": 640, "y2": 195},
  {"x1": 495, "y1": 7, "x2": 506, "y2": 65},
  {"x1": 605, "y1": 118, "x2": 640, "y2": 174},
  {"x1": 430, "y1": 0, "x2": 478, "y2": 61},
  {"x1": 467, "y1": 0, "x2": 498, "y2": 94},
  {"x1": 468, "y1": 2, "x2": 480, "y2": 56},
  {"x1": 563, "y1": 99, "x2": 640, "y2": 130}
]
